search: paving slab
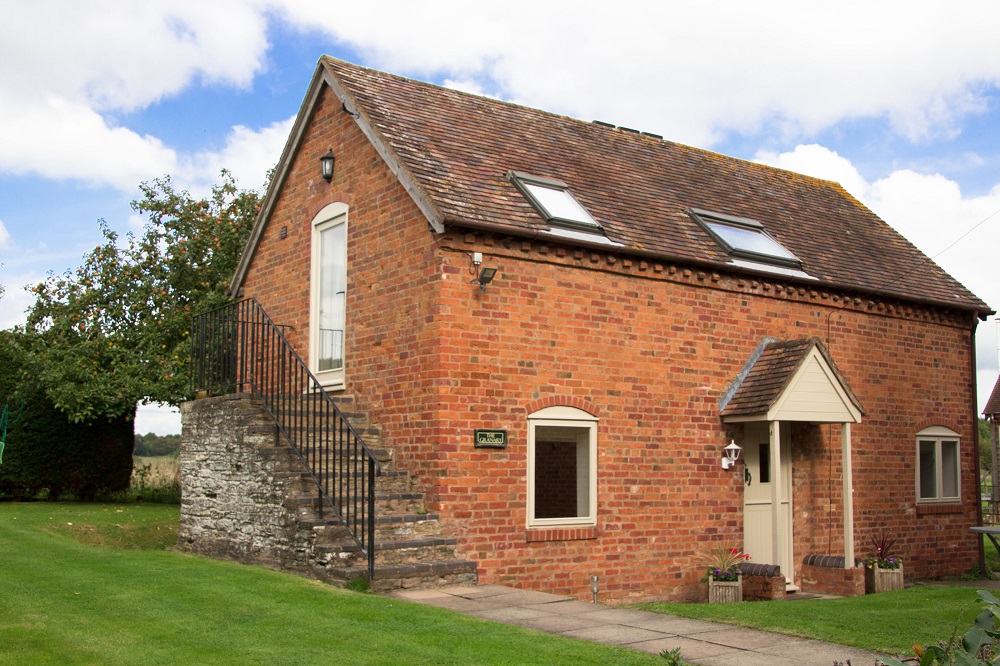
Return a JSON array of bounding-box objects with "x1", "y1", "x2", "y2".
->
[
  {"x1": 560, "y1": 623, "x2": 674, "y2": 646},
  {"x1": 521, "y1": 599, "x2": 605, "y2": 615},
  {"x1": 389, "y1": 583, "x2": 889, "y2": 666},
  {"x1": 512, "y1": 613, "x2": 608, "y2": 634}
]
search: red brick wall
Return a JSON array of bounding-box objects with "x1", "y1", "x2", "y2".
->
[
  {"x1": 799, "y1": 564, "x2": 866, "y2": 597},
  {"x1": 742, "y1": 574, "x2": 786, "y2": 601},
  {"x1": 240, "y1": 81, "x2": 981, "y2": 605}
]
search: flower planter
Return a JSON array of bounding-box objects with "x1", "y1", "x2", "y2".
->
[
  {"x1": 865, "y1": 563, "x2": 903, "y2": 593},
  {"x1": 708, "y1": 575, "x2": 742, "y2": 603}
]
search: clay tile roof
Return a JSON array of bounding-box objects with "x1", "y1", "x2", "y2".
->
[
  {"x1": 320, "y1": 57, "x2": 990, "y2": 314},
  {"x1": 720, "y1": 337, "x2": 863, "y2": 418},
  {"x1": 985, "y1": 377, "x2": 1000, "y2": 417}
]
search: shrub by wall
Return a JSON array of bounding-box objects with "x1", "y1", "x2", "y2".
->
[{"x1": 0, "y1": 332, "x2": 133, "y2": 501}]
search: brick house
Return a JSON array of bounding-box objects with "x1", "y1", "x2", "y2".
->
[{"x1": 180, "y1": 57, "x2": 992, "y2": 604}]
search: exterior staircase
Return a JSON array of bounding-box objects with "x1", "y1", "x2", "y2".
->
[
  {"x1": 184, "y1": 298, "x2": 476, "y2": 593},
  {"x1": 254, "y1": 394, "x2": 477, "y2": 592}
]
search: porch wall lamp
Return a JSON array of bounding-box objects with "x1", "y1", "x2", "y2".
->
[
  {"x1": 721, "y1": 440, "x2": 742, "y2": 470},
  {"x1": 320, "y1": 150, "x2": 335, "y2": 182}
]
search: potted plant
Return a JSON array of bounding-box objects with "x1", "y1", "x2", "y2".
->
[
  {"x1": 864, "y1": 529, "x2": 903, "y2": 593},
  {"x1": 703, "y1": 546, "x2": 750, "y2": 603}
]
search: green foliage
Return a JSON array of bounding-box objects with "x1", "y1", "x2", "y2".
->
[
  {"x1": 865, "y1": 528, "x2": 901, "y2": 570},
  {"x1": 703, "y1": 545, "x2": 750, "y2": 582},
  {"x1": 0, "y1": 331, "x2": 133, "y2": 500},
  {"x1": 345, "y1": 576, "x2": 371, "y2": 593},
  {"x1": 879, "y1": 590, "x2": 1000, "y2": 666},
  {"x1": 659, "y1": 647, "x2": 691, "y2": 665},
  {"x1": 981, "y1": 418, "x2": 993, "y2": 474},
  {"x1": 20, "y1": 171, "x2": 262, "y2": 422},
  {"x1": 133, "y1": 432, "x2": 180, "y2": 457}
]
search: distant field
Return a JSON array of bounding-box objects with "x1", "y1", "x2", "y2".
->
[{"x1": 133, "y1": 454, "x2": 179, "y2": 482}]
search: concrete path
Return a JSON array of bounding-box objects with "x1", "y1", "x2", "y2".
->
[{"x1": 390, "y1": 584, "x2": 888, "y2": 665}]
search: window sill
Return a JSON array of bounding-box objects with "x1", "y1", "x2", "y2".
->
[
  {"x1": 916, "y1": 503, "x2": 963, "y2": 516},
  {"x1": 526, "y1": 526, "x2": 598, "y2": 542}
]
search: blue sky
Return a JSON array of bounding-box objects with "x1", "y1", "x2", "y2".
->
[{"x1": 2, "y1": 2, "x2": 1000, "y2": 434}]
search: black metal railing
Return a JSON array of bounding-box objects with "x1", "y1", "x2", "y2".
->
[{"x1": 190, "y1": 298, "x2": 381, "y2": 580}]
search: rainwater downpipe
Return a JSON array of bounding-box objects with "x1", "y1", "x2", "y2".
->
[{"x1": 973, "y1": 322, "x2": 987, "y2": 577}]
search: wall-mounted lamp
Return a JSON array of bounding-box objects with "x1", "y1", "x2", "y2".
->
[
  {"x1": 469, "y1": 252, "x2": 498, "y2": 291},
  {"x1": 473, "y1": 266, "x2": 498, "y2": 291},
  {"x1": 590, "y1": 575, "x2": 599, "y2": 604},
  {"x1": 320, "y1": 150, "x2": 335, "y2": 182},
  {"x1": 721, "y1": 440, "x2": 742, "y2": 470}
]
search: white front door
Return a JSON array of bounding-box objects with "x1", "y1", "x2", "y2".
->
[{"x1": 742, "y1": 422, "x2": 794, "y2": 584}]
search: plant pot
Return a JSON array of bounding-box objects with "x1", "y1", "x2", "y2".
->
[
  {"x1": 865, "y1": 563, "x2": 903, "y2": 593},
  {"x1": 708, "y1": 575, "x2": 742, "y2": 603}
]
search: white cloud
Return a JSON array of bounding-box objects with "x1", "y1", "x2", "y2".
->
[
  {"x1": 273, "y1": 1, "x2": 1000, "y2": 146},
  {"x1": 0, "y1": 271, "x2": 40, "y2": 330},
  {"x1": 0, "y1": 219, "x2": 10, "y2": 251},
  {"x1": 0, "y1": 1, "x2": 272, "y2": 191},
  {"x1": 0, "y1": 96, "x2": 179, "y2": 190},
  {"x1": 0, "y1": 1, "x2": 269, "y2": 111},
  {"x1": 135, "y1": 402, "x2": 182, "y2": 436},
  {"x1": 754, "y1": 143, "x2": 1000, "y2": 410},
  {"x1": 178, "y1": 116, "x2": 295, "y2": 195}
]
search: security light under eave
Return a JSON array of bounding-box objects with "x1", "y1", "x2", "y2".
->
[
  {"x1": 320, "y1": 150, "x2": 335, "y2": 181},
  {"x1": 473, "y1": 266, "x2": 498, "y2": 292},
  {"x1": 722, "y1": 440, "x2": 742, "y2": 470}
]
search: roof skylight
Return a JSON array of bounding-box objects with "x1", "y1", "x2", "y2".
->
[
  {"x1": 509, "y1": 171, "x2": 601, "y2": 231},
  {"x1": 689, "y1": 208, "x2": 801, "y2": 269}
]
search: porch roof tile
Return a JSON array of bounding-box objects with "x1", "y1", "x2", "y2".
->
[{"x1": 721, "y1": 337, "x2": 864, "y2": 419}]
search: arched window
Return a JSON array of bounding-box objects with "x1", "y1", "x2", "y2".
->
[
  {"x1": 527, "y1": 406, "x2": 598, "y2": 527},
  {"x1": 310, "y1": 202, "x2": 348, "y2": 387}
]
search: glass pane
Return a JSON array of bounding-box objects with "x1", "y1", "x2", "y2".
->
[
  {"x1": 534, "y1": 425, "x2": 590, "y2": 520},
  {"x1": 918, "y1": 440, "x2": 937, "y2": 499},
  {"x1": 523, "y1": 182, "x2": 598, "y2": 226},
  {"x1": 318, "y1": 223, "x2": 346, "y2": 372},
  {"x1": 707, "y1": 221, "x2": 797, "y2": 260},
  {"x1": 758, "y1": 443, "x2": 770, "y2": 484},
  {"x1": 941, "y1": 440, "x2": 959, "y2": 499}
]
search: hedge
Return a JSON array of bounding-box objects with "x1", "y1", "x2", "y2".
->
[{"x1": 0, "y1": 332, "x2": 133, "y2": 501}]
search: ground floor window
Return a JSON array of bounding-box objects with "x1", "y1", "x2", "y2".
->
[
  {"x1": 916, "y1": 425, "x2": 960, "y2": 503},
  {"x1": 527, "y1": 406, "x2": 597, "y2": 527}
]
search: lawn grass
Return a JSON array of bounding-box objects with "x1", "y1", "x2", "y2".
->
[
  {"x1": 635, "y1": 586, "x2": 986, "y2": 655},
  {"x1": 0, "y1": 502, "x2": 658, "y2": 665}
]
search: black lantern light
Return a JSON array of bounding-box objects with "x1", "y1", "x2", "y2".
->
[{"x1": 320, "y1": 150, "x2": 335, "y2": 182}]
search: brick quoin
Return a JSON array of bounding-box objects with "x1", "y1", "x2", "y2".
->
[{"x1": 240, "y1": 83, "x2": 982, "y2": 604}]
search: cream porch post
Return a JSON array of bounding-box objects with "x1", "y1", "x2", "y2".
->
[
  {"x1": 769, "y1": 420, "x2": 782, "y2": 573},
  {"x1": 841, "y1": 422, "x2": 855, "y2": 568}
]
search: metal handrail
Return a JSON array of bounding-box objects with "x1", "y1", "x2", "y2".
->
[{"x1": 190, "y1": 298, "x2": 381, "y2": 580}]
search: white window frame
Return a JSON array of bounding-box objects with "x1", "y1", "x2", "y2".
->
[
  {"x1": 508, "y1": 171, "x2": 602, "y2": 231},
  {"x1": 309, "y1": 202, "x2": 348, "y2": 389},
  {"x1": 916, "y1": 425, "x2": 961, "y2": 504},
  {"x1": 688, "y1": 207, "x2": 802, "y2": 269},
  {"x1": 527, "y1": 405, "x2": 598, "y2": 528}
]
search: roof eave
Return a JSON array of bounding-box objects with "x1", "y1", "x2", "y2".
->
[{"x1": 443, "y1": 215, "x2": 991, "y2": 317}]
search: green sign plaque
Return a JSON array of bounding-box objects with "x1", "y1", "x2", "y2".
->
[{"x1": 474, "y1": 429, "x2": 507, "y2": 449}]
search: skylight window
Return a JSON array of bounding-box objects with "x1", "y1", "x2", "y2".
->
[
  {"x1": 509, "y1": 171, "x2": 601, "y2": 231},
  {"x1": 689, "y1": 208, "x2": 801, "y2": 269}
]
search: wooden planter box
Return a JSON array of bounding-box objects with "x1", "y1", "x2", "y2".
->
[
  {"x1": 865, "y1": 563, "x2": 903, "y2": 593},
  {"x1": 708, "y1": 575, "x2": 743, "y2": 603}
]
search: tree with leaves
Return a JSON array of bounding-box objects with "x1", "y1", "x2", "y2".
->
[{"x1": 20, "y1": 171, "x2": 262, "y2": 423}]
